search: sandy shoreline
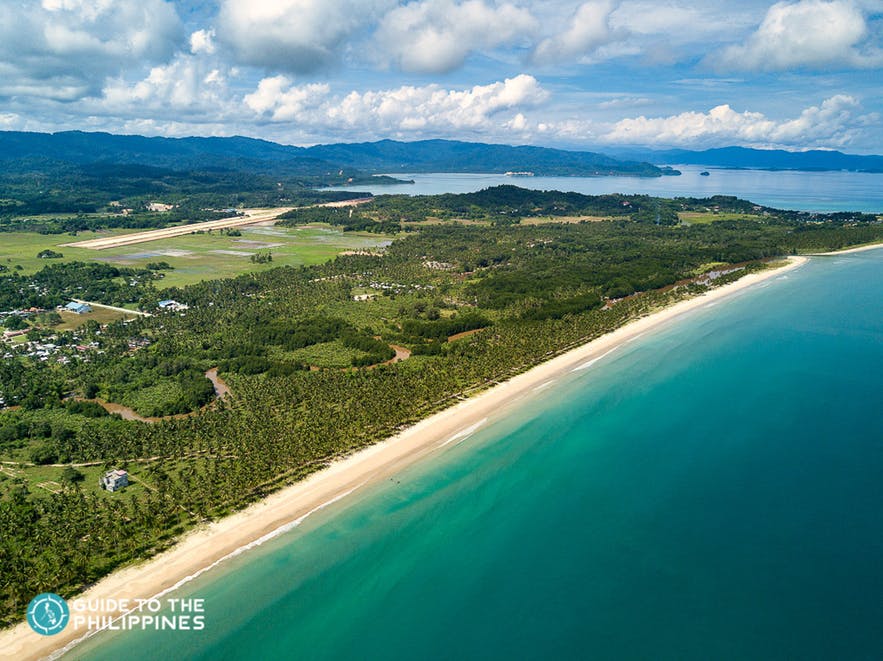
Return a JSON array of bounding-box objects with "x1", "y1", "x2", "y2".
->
[
  {"x1": 0, "y1": 256, "x2": 808, "y2": 661},
  {"x1": 809, "y1": 241, "x2": 883, "y2": 256}
]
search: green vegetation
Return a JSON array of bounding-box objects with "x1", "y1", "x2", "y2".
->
[
  {"x1": 280, "y1": 187, "x2": 878, "y2": 234},
  {"x1": 0, "y1": 185, "x2": 881, "y2": 628},
  {"x1": 36, "y1": 249, "x2": 63, "y2": 259},
  {"x1": 0, "y1": 155, "x2": 377, "y2": 221},
  {"x1": 0, "y1": 261, "x2": 163, "y2": 310}
]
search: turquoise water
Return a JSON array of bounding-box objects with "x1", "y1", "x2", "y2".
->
[
  {"x1": 331, "y1": 167, "x2": 883, "y2": 212},
  {"x1": 76, "y1": 251, "x2": 883, "y2": 660}
]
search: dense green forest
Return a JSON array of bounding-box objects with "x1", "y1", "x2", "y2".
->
[
  {"x1": 0, "y1": 160, "x2": 374, "y2": 222},
  {"x1": 0, "y1": 187, "x2": 881, "y2": 627},
  {"x1": 278, "y1": 186, "x2": 877, "y2": 231}
]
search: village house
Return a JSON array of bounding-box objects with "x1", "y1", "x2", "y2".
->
[
  {"x1": 99, "y1": 469, "x2": 129, "y2": 492},
  {"x1": 157, "y1": 299, "x2": 189, "y2": 312}
]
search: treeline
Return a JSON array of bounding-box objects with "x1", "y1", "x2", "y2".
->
[
  {"x1": 302, "y1": 187, "x2": 881, "y2": 231},
  {"x1": 0, "y1": 158, "x2": 375, "y2": 219},
  {"x1": 277, "y1": 206, "x2": 399, "y2": 233},
  {"x1": 0, "y1": 262, "x2": 162, "y2": 310},
  {"x1": 0, "y1": 207, "x2": 232, "y2": 235},
  {"x1": 251, "y1": 316, "x2": 395, "y2": 368},
  {"x1": 0, "y1": 359, "x2": 64, "y2": 410},
  {"x1": 361, "y1": 187, "x2": 774, "y2": 225},
  {"x1": 521, "y1": 292, "x2": 604, "y2": 321},
  {"x1": 401, "y1": 312, "x2": 490, "y2": 341}
]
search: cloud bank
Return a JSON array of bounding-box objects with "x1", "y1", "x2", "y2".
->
[
  {"x1": 603, "y1": 95, "x2": 876, "y2": 148},
  {"x1": 245, "y1": 74, "x2": 548, "y2": 136},
  {"x1": 374, "y1": 0, "x2": 538, "y2": 73}
]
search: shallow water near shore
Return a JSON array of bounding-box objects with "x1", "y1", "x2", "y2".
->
[{"x1": 76, "y1": 250, "x2": 883, "y2": 660}]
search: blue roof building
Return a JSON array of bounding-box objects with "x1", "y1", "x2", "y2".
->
[{"x1": 64, "y1": 302, "x2": 92, "y2": 314}]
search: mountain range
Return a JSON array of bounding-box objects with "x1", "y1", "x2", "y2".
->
[
  {"x1": 2, "y1": 131, "x2": 880, "y2": 179},
  {"x1": 610, "y1": 146, "x2": 883, "y2": 172},
  {"x1": 0, "y1": 131, "x2": 671, "y2": 178}
]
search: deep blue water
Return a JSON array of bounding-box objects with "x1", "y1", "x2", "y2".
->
[
  {"x1": 330, "y1": 167, "x2": 883, "y2": 212},
  {"x1": 75, "y1": 250, "x2": 883, "y2": 660}
]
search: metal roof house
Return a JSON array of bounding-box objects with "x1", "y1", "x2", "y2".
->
[
  {"x1": 158, "y1": 299, "x2": 189, "y2": 311},
  {"x1": 64, "y1": 302, "x2": 92, "y2": 315}
]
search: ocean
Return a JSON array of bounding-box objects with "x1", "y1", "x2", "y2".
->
[
  {"x1": 329, "y1": 166, "x2": 883, "y2": 213},
  {"x1": 74, "y1": 249, "x2": 883, "y2": 660}
]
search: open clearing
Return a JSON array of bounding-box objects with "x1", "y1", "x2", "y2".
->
[
  {"x1": 678, "y1": 212, "x2": 763, "y2": 225},
  {"x1": 1, "y1": 224, "x2": 394, "y2": 288},
  {"x1": 55, "y1": 306, "x2": 141, "y2": 331},
  {"x1": 520, "y1": 215, "x2": 614, "y2": 225}
]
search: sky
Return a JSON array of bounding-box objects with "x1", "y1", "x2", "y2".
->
[{"x1": 0, "y1": 0, "x2": 881, "y2": 152}]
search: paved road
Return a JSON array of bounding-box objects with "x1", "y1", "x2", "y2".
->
[{"x1": 61, "y1": 207, "x2": 294, "y2": 250}]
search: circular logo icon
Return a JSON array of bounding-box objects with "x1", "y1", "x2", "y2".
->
[{"x1": 26, "y1": 593, "x2": 69, "y2": 636}]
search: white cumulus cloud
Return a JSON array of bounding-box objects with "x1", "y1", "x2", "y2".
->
[
  {"x1": 0, "y1": 0, "x2": 184, "y2": 100},
  {"x1": 602, "y1": 95, "x2": 875, "y2": 148},
  {"x1": 216, "y1": 0, "x2": 395, "y2": 73},
  {"x1": 100, "y1": 55, "x2": 229, "y2": 115},
  {"x1": 190, "y1": 29, "x2": 216, "y2": 55},
  {"x1": 713, "y1": 0, "x2": 883, "y2": 71},
  {"x1": 244, "y1": 77, "x2": 331, "y2": 120},
  {"x1": 533, "y1": 0, "x2": 620, "y2": 65},
  {"x1": 244, "y1": 74, "x2": 549, "y2": 137},
  {"x1": 373, "y1": 0, "x2": 538, "y2": 73}
]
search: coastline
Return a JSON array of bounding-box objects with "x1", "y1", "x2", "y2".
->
[
  {"x1": 808, "y1": 241, "x2": 883, "y2": 256},
  {"x1": 0, "y1": 256, "x2": 808, "y2": 661}
]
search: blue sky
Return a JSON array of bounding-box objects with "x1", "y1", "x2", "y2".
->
[{"x1": 0, "y1": 0, "x2": 881, "y2": 152}]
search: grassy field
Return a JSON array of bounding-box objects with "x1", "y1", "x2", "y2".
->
[
  {"x1": 272, "y1": 341, "x2": 370, "y2": 369},
  {"x1": 55, "y1": 307, "x2": 140, "y2": 330},
  {"x1": 1, "y1": 462, "x2": 148, "y2": 501},
  {"x1": 520, "y1": 215, "x2": 614, "y2": 225},
  {"x1": 1, "y1": 223, "x2": 394, "y2": 289},
  {"x1": 678, "y1": 212, "x2": 763, "y2": 225}
]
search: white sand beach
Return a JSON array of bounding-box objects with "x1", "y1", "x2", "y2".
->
[{"x1": 810, "y1": 242, "x2": 883, "y2": 256}]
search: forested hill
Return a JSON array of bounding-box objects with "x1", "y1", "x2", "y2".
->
[
  {"x1": 613, "y1": 146, "x2": 883, "y2": 172},
  {"x1": 303, "y1": 139, "x2": 678, "y2": 177},
  {"x1": 0, "y1": 131, "x2": 674, "y2": 178},
  {"x1": 0, "y1": 131, "x2": 335, "y2": 176}
]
